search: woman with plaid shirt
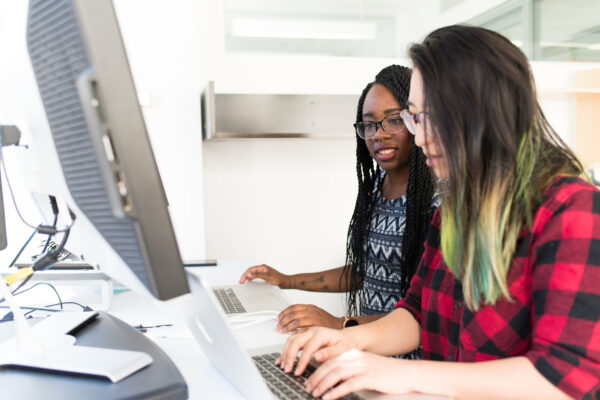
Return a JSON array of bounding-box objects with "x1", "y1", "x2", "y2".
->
[{"x1": 277, "y1": 25, "x2": 600, "y2": 400}]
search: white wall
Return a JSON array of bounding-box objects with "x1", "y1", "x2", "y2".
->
[{"x1": 198, "y1": 0, "x2": 600, "y2": 278}]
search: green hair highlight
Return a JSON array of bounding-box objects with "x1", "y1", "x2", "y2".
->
[{"x1": 441, "y1": 121, "x2": 581, "y2": 310}]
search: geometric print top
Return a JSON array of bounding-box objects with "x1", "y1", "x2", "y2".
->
[
  {"x1": 359, "y1": 190, "x2": 409, "y2": 316},
  {"x1": 357, "y1": 174, "x2": 438, "y2": 360},
  {"x1": 360, "y1": 177, "x2": 439, "y2": 317},
  {"x1": 397, "y1": 176, "x2": 600, "y2": 400}
]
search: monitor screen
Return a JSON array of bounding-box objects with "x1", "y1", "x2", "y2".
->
[{"x1": 24, "y1": 0, "x2": 189, "y2": 300}]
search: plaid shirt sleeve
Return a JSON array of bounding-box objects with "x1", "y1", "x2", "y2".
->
[
  {"x1": 524, "y1": 179, "x2": 600, "y2": 399},
  {"x1": 395, "y1": 210, "x2": 442, "y2": 323}
]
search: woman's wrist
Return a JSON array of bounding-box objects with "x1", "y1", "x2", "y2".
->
[
  {"x1": 403, "y1": 360, "x2": 420, "y2": 394},
  {"x1": 281, "y1": 274, "x2": 294, "y2": 289},
  {"x1": 343, "y1": 325, "x2": 367, "y2": 351}
]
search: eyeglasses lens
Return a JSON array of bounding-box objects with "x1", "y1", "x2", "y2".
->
[{"x1": 400, "y1": 110, "x2": 416, "y2": 135}]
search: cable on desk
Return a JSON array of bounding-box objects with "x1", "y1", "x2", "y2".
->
[
  {"x1": 43, "y1": 301, "x2": 89, "y2": 310},
  {"x1": 13, "y1": 281, "x2": 63, "y2": 309},
  {"x1": 23, "y1": 301, "x2": 90, "y2": 317},
  {"x1": 1, "y1": 302, "x2": 92, "y2": 321},
  {"x1": 1, "y1": 221, "x2": 74, "y2": 304}
]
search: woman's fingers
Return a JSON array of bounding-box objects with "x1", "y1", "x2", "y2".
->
[
  {"x1": 238, "y1": 265, "x2": 270, "y2": 283},
  {"x1": 320, "y1": 376, "x2": 367, "y2": 400},
  {"x1": 293, "y1": 330, "x2": 341, "y2": 376},
  {"x1": 307, "y1": 350, "x2": 364, "y2": 397},
  {"x1": 278, "y1": 329, "x2": 314, "y2": 373},
  {"x1": 277, "y1": 305, "x2": 311, "y2": 333},
  {"x1": 306, "y1": 349, "x2": 368, "y2": 397},
  {"x1": 313, "y1": 342, "x2": 351, "y2": 363}
]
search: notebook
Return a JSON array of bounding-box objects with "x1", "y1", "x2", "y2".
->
[{"x1": 181, "y1": 273, "x2": 449, "y2": 400}]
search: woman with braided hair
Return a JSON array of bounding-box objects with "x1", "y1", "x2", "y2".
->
[{"x1": 239, "y1": 65, "x2": 437, "y2": 359}]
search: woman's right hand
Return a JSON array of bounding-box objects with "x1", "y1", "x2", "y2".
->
[
  {"x1": 276, "y1": 327, "x2": 360, "y2": 376},
  {"x1": 238, "y1": 264, "x2": 292, "y2": 288}
]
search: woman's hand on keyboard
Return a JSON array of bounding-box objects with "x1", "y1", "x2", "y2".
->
[
  {"x1": 276, "y1": 304, "x2": 344, "y2": 334},
  {"x1": 276, "y1": 327, "x2": 359, "y2": 376},
  {"x1": 238, "y1": 264, "x2": 291, "y2": 288},
  {"x1": 305, "y1": 349, "x2": 410, "y2": 400}
]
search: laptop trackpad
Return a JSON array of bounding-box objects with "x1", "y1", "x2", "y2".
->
[{"x1": 236, "y1": 284, "x2": 289, "y2": 312}]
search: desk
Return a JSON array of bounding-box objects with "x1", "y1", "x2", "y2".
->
[
  {"x1": 1, "y1": 260, "x2": 447, "y2": 399},
  {"x1": 107, "y1": 260, "x2": 339, "y2": 399}
]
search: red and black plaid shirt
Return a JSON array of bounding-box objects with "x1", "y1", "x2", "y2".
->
[{"x1": 397, "y1": 176, "x2": 600, "y2": 400}]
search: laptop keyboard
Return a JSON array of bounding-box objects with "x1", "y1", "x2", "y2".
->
[
  {"x1": 252, "y1": 352, "x2": 364, "y2": 400},
  {"x1": 213, "y1": 288, "x2": 247, "y2": 314}
]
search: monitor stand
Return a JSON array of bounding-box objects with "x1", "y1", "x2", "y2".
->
[
  {"x1": 0, "y1": 280, "x2": 151, "y2": 382},
  {"x1": 0, "y1": 312, "x2": 188, "y2": 400}
]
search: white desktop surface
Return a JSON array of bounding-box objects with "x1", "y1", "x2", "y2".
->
[
  {"x1": 108, "y1": 260, "x2": 296, "y2": 399},
  {"x1": 1, "y1": 260, "x2": 447, "y2": 399}
]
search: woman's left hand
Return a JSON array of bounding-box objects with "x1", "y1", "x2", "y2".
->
[
  {"x1": 305, "y1": 349, "x2": 411, "y2": 400},
  {"x1": 276, "y1": 304, "x2": 344, "y2": 333}
]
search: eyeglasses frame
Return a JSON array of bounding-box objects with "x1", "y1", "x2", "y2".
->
[{"x1": 353, "y1": 113, "x2": 407, "y2": 140}]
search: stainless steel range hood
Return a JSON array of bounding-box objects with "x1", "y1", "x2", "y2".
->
[{"x1": 201, "y1": 81, "x2": 359, "y2": 140}]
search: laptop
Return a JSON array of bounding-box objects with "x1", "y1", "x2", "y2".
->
[
  {"x1": 211, "y1": 282, "x2": 290, "y2": 317},
  {"x1": 181, "y1": 273, "x2": 449, "y2": 400}
]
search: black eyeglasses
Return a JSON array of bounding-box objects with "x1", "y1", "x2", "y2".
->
[{"x1": 353, "y1": 113, "x2": 406, "y2": 140}]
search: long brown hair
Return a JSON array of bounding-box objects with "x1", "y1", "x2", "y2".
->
[{"x1": 409, "y1": 26, "x2": 583, "y2": 309}]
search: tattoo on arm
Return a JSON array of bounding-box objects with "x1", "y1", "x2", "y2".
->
[{"x1": 291, "y1": 269, "x2": 345, "y2": 292}]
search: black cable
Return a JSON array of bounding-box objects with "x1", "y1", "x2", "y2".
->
[
  {"x1": 0, "y1": 224, "x2": 73, "y2": 304},
  {"x1": 23, "y1": 302, "x2": 89, "y2": 318},
  {"x1": 0, "y1": 274, "x2": 34, "y2": 304},
  {"x1": 43, "y1": 301, "x2": 88, "y2": 310},
  {"x1": 1, "y1": 303, "x2": 91, "y2": 322},
  {"x1": 0, "y1": 305, "x2": 63, "y2": 312},
  {"x1": 1, "y1": 160, "x2": 70, "y2": 234},
  {"x1": 0, "y1": 201, "x2": 76, "y2": 307},
  {"x1": 7, "y1": 228, "x2": 37, "y2": 269},
  {"x1": 31, "y1": 224, "x2": 72, "y2": 272},
  {"x1": 41, "y1": 209, "x2": 58, "y2": 254},
  {"x1": 0, "y1": 159, "x2": 38, "y2": 229},
  {"x1": 13, "y1": 281, "x2": 63, "y2": 309}
]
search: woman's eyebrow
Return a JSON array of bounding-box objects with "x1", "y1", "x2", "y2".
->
[
  {"x1": 383, "y1": 107, "x2": 402, "y2": 114},
  {"x1": 362, "y1": 108, "x2": 402, "y2": 119}
]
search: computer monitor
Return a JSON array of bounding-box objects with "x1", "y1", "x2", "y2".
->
[{"x1": 23, "y1": 0, "x2": 189, "y2": 300}]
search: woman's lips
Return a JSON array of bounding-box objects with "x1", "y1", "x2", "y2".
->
[{"x1": 376, "y1": 147, "x2": 397, "y2": 161}]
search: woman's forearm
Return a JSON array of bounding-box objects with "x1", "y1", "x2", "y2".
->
[
  {"x1": 347, "y1": 308, "x2": 421, "y2": 355},
  {"x1": 288, "y1": 266, "x2": 347, "y2": 292},
  {"x1": 407, "y1": 356, "x2": 572, "y2": 400},
  {"x1": 352, "y1": 313, "x2": 387, "y2": 325}
]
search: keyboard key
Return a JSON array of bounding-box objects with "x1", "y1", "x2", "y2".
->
[
  {"x1": 213, "y1": 288, "x2": 247, "y2": 314},
  {"x1": 252, "y1": 353, "x2": 364, "y2": 400}
]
